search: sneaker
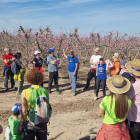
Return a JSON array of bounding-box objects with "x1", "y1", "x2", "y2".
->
[
  {"x1": 73, "y1": 92, "x2": 76, "y2": 96},
  {"x1": 56, "y1": 89, "x2": 61, "y2": 94},
  {"x1": 11, "y1": 86, "x2": 17, "y2": 90},
  {"x1": 94, "y1": 97, "x2": 98, "y2": 100}
]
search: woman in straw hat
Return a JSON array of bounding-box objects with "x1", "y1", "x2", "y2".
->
[
  {"x1": 125, "y1": 59, "x2": 140, "y2": 140},
  {"x1": 83, "y1": 47, "x2": 102, "y2": 91},
  {"x1": 96, "y1": 75, "x2": 132, "y2": 140}
]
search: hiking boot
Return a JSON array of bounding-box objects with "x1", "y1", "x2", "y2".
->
[
  {"x1": 56, "y1": 89, "x2": 61, "y2": 94},
  {"x1": 11, "y1": 86, "x2": 17, "y2": 90}
]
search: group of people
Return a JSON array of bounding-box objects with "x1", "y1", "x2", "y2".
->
[{"x1": 1, "y1": 46, "x2": 140, "y2": 140}]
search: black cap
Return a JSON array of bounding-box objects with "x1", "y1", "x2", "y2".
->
[{"x1": 70, "y1": 51, "x2": 74, "y2": 55}]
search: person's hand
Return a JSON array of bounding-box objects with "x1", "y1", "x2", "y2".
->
[
  {"x1": 63, "y1": 48, "x2": 66, "y2": 51},
  {"x1": 73, "y1": 72, "x2": 76, "y2": 76},
  {"x1": 18, "y1": 125, "x2": 23, "y2": 134},
  {"x1": 0, "y1": 125, "x2": 3, "y2": 134},
  {"x1": 12, "y1": 57, "x2": 16, "y2": 61}
]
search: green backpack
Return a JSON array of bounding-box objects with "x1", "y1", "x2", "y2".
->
[{"x1": 28, "y1": 87, "x2": 52, "y2": 125}]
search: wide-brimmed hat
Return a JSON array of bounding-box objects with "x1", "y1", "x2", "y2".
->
[
  {"x1": 34, "y1": 50, "x2": 41, "y2": 55},
  {"x1": 107, "y1": 75, "x2": 131, "y2": 94},
  {"x1": 126, "y1": 59, "x2": 140, "y2": 76},
  {"x1": 93, "y1": 47, "x2": 100, "y2": 52}
]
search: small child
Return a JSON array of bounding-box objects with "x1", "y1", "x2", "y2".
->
[
  {"x1": 8, "y1": 103, "x2": 23, "y2": 140},
  {"x1": 94, "y1": 58, "x2": 113, "y2": 100}
]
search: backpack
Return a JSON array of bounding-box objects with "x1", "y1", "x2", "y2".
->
[
  {"x1": 28, "y1": 87, "x2": 52, "y2": 125},
  {"x1": 11, "y1": 60, "x2": 20, "y2": 74}
]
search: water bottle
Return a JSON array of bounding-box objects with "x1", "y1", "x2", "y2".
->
[{"x1": 29, "y1": 106, "x2": 35, "y2": 122}]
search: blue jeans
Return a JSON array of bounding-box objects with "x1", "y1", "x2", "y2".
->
[{"x1": 69, "y1": 72, "x2": 76, "y2": 92}]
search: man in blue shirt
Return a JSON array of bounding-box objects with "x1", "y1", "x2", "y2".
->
[{"x1": 63, "y1": 48, "x2": 79, "y2": 96}]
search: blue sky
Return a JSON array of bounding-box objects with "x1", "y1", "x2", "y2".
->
[{"x1": 0, "y1": 0, "x2": 140, "y2": 35}]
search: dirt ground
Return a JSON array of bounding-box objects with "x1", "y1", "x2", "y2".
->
[{"x1": 0, "y1": 59, "x2": 109, "y2": 140}]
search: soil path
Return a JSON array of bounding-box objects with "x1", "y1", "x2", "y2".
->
[{"x1": 0, "y1": 59, "x2": 107, "y2": 140}]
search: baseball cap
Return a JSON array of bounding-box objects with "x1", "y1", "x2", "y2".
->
[
  {"x1": 48, "y1": 48, "x2": 55, "y2": 53},
  {"x1": 121, "y1": 72, "x2": 131, "y2": 80},
  {"x1": 34, "y1": 50, "x2": 41, "y2": 55},
  {"x1": 70, "y1": 51, "x2": 74, "y2": 55},
  {"x1": 12, "y1": 103, "x2": 22, "y2": 115},
  {"x1": 120, "y1": 62, "x2": 127, "y2": 67}
]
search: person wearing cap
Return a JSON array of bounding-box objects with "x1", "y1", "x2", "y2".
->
[
  {"x1": 96, "y1": 75, "x2": 132, "y2": 140},
  {"x1": 47, "y1": 48, "x2": 60, "y2": 93},
  {"x1": 2, "y1": 47, "x2": 16, "y2": 91},
  {"x1": 33, "y1": 50, "x2": 43, "y2": 87},
  {"x1": 125, "y1": 59, "x2": 140, "y2": 140},
  {"x1": 83, "y1": 47, "x2": 102, "y2": 91},
  {"x1": 7, "y1": 103, "x2": 23, "y2": 140},
  {"x1": 63, "y1": 48, "x2": 79, "y2": 96},
  {"x1": 120, "y1": 62, "x2": 131, "y2": 81},
  {"x1": 110, "y1": 53, "x2": 121, "y2": 76}
]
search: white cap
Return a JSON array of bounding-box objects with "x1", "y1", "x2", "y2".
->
[{"x1": 34, "y1": 50, "x2": 41, "y2": 55}]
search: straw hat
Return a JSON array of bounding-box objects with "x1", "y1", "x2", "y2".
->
[
  {"x1": 126, "y1": 59, "x2": 140, "y2": 76},
  {"x1": 93, "y1": 47, "x2": 100, "y2": 52},
  {"x1": 107, "y1": 75, "x2": 131, "y2": 94}
]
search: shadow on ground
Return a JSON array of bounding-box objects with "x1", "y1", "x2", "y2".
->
[{"x1": 49, "y1": 132, "x2": 65, "y2": 140}]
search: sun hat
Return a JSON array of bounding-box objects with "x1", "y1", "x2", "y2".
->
[
  {"x1": 120, "y1": 62, "x2": 127, "y2": 67},
  {"x1": 70, "y1": 51, "x2": 74, "y2": 55},
  {"x1": 12, "y1": 103, "x2": 22, "y2": 115},
  {"x1": 93, "y1": 47, "x2": 100, "y2": 52},
  {"x1": 126, "y1": 59, "x2": 140, "y2": 76},
  {"x1": 107, "y1": 75, "x2": 131, "y2": 94},
  {"x1": 34, "y1": 50, "x2": 41, "y2": 55},
  {"x1": 48, "y1": 48, "x2": 55, "y2": 53}
]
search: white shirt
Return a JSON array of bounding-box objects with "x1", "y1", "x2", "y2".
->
[
  {"x1": 91, "y1": 55, "x2": 102, "y2": 63},
  {"x1": 90, "y1": 55, "x2": 102, "y2": 68}
]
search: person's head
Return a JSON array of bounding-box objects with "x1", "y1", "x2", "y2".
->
[
  {"x1": 93, "y1": 47, "x2": 100, "y2": 55},
  {"x1": 26, "y1": 69, "x2": 43, "y2": 85},
  {"x1": 70, "y1": 51, "x2": 74, "y2": 58},
  {"x1": 99, "y1": 58, "x2": 104, "y2": 65},
  {"x1": 14, "y1": 53, "x2": 22, "y2": 60},
  {"x1": 121, "y1": 72, "x2": 131, "y2": 81},
  {"x1": 112, "y1": 53, "x2": 119, "y2": 60},
  {"x1": 107, "y1": 75, "x2": 131, "y2": 119},
  {"x1": 34, "y1": 50, "x2": 41, "y2": 57},
  {"x1": 48, "y1": 48, "x2": 55, "y2": 56},
  {"x1": 12, "y1": 103, "x2": 22, "y2": 116},
  {"x1": 4, "y1": 47, "x2": 11, "y2": 55},
  {"x1": 126, "y1": 59, "x2": 140, "y2": 80},
  {"x1": 120, "y1": 62, "x2": 127, "y2": 69}
]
